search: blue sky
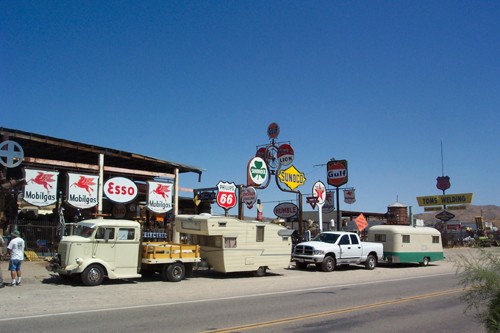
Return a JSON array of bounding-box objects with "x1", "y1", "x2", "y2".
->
[{"x1": 2, "y1": 1, "x2": 499, "y2": 218}]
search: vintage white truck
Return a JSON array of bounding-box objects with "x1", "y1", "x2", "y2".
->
[
  {"x1": 291, "y1": 231, "x2": 383, "y2": 272},
  {"x1": 47, "y1": 219, "x2": 201, "y2": 286}
]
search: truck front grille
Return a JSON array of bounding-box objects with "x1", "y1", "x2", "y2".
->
[{"x1": 294, "y1": 245, "x2": 314, "y2": 255}]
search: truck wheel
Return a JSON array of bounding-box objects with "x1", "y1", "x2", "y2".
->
[
  {"x1": 253, "y1": 266, "x2": 267, "y2": 277},
  {"x1": 163, "y1": 263, "x2": 185, "y2": 282},
  {"x1": 321, "y1": 256, "x2": 336, "y2": 272},
  {"x1": 420, "y1": 257, "x2": 430, "y2": 266},
  {"x1": 81, "y1": 264, "x2": 105, "y2": 286},
  {"x1": 365, "y1": 255, "x2": 377, "y2": 270}
]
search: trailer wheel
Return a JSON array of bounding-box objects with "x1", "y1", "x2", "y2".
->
[
  {"x1": 365, "y1": 254, "x2": 377, "y2": 270},
  {"x1": 163, "y1": 263, "x2": 185, "y2": 282},
  {"x1": 321, "y1": 256, "x2": 336, "y2": 272},
  {"x1": 81, "y1": 264, "x2": 105, "y2": 286},
  {"x1": 420, "y1": 257, "x2": 430, "y2": 266},
  {"x1": 253, "y1": 266, "x2": 267, "y2": 277}
]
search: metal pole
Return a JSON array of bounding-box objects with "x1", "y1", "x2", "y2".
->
[{"x1": 336, "y1": 187, "x2": 341, "y2": 231}]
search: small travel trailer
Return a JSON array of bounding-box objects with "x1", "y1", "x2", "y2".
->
[
  {"x1": 175, "y1": 214, "x2": 293, "y2": 276},
  {"x1": 366, "y1": 225, "x2": 444, "y2": 266}
]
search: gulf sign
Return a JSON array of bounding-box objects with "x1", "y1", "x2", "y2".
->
[
  {"x1": 104, "y1": 177, "x2": 138, "y2": 203},
  {"x1": 277, "y1": 143, "x2": 294, "y2": 166},
  {"x1": 267, "y1": 122, "x2": 280, "y2": 139},
  {"x1": 327, "y1": 160, "x2": 348, "y2": 187},
  {"x1": 273, "y1": 202, "x2": 298, "y2": 218}
]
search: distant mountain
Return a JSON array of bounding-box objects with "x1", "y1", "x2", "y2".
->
[{"x1": 415, "y1": 205, "x2": 500, "y2": 226}]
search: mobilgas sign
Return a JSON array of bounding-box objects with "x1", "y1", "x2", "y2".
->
[{"x1": 273, "y1": 202, "x2": 298, "y2": 218}]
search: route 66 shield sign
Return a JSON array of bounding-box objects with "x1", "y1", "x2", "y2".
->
[{"x1": 216, "y1": 181, "x2": 237, "y2": 210}]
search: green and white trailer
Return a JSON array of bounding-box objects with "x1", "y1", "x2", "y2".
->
[{"x1": 366, "y1": 225, "x2": 444, "y2": 266}]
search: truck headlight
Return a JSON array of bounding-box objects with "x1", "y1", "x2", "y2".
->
[
  {"x1": 313, "y1": 249, "x2": 325, "y2": 255},
  {"x1": 75, "y1": 258, "x2": 83, "y2": 265}
]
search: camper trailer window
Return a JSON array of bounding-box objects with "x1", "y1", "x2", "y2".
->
[
  {"x1": 374, "y1": 234, "x2": 386, "y2": 242},
  {"x1": 218, "y1": 222, "x2": 227, "y2": 227},
  {"x1": 432, "y1": 236, "x2": 440, "y2": 243},
  {"x1": 224, "y1": 237, "x2": 237, "y2": 248},
  {"x1": 256, "y1": 226, "x2": 265, "y2": 242},
  {"x1": 402, "y1": 235, "x2": 410, "y2": 243}
]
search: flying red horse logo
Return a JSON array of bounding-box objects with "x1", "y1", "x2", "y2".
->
[
  {"x1": 27, "y1": 172, "x2": 55, "y2": 192},
  {"x1": 71, "y1": 176, "x2": 96, "y2": 196},
  {"x1": 151, "y1": 184, "x2": 170, "y2": 200}
]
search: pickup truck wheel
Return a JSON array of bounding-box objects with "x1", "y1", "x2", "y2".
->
[
  {"x1": 365, "y1": 254, "x2": 377, "y2": 270},
  {"x1": 163, "y1": 263, "x2": 185, "y2": 282},
  {"x1": 81, "y1": 264, "x2": 105, "y2": 286},
  {"x1": 321, "y1": 256, "x2": 336, "y2": 272},
  {"x1": 253, "y1": 266, "x2": 267, "y2": 277},
  {"x1": 420, "y1": 257, "x2": 430, "y2": 266}
]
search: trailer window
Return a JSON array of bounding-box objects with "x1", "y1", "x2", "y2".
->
[
  {"x1": 194, "y1": 235, "x2": 222, "y2": 248},
  {"x1": 374, "y1": 234, "x2": 386, "y2": 242},
  {"x1": 432, "y1": 236, "x2": 440, "y2": 243},
  {"x1": 256, "y1": 226, "x2": 265, "y2": 242},
  {"x1": 402, "y1": 235, "x2": 410, "y2": 243},
  {"x1": 224, "y1": 237, "x2": 237, "y2": 248}
]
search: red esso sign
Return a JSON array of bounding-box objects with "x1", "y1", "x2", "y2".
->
[{"x1": 104, "y1": 177, "x2": 138, "y2": 203}]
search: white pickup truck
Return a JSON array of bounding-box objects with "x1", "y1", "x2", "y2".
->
[{"x1": 292, "y1": 231, "x2": 383, "y2": 272}]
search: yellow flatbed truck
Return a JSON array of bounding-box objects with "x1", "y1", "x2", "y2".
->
[{"x1": 48, "y1": 219, "x2": 200, "y2": 286}]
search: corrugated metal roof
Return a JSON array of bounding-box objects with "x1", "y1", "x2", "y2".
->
[{"x1": 0, "y1": 127, "x2": 203, "y2": 180}]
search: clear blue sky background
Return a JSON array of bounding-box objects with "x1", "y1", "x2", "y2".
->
[{"x1": 2, "y1": 1, "x2": 499, "y2": 218}]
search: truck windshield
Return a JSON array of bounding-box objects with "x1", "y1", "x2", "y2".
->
[
  {"x1": 74, "y1": 224, "x2": 96, "y2": 238},
  {"x1": 313, "y1": 233, "x2": 340, "y2": 244}
]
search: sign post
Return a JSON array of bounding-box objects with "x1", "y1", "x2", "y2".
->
[
  {"x1": 327, "y1": 159, "x2": 348, "y2": 231},
  {"x1": 312, "y1": 181, "x2": 326, "y2": 232}
]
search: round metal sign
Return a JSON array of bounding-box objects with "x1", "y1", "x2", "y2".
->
[
  {"x1": 0, "y1": 140, "x2": 24, "y2": 168},
  {"x1": 267, "y1": 122, "x2": 280, "y2": 140}
]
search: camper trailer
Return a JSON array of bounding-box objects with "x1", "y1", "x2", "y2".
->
[
  {"x1": 366, "y1": 225, "x2": 444, "y2": 266},
  {"x1": 175, "y1": 214, "x2": 293, "y2": 276}
]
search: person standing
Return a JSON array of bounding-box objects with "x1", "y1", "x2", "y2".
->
[
  {"x1": 7, "y1": 230, "x2": 25, "y2": 286},
  {"x1": 0, "y1": 234, "x2": 5, "y2": 288}
]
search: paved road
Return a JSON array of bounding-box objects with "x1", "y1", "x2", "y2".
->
[{"x1": 0, "y1": 248, "x2": 486, "y2": 332}]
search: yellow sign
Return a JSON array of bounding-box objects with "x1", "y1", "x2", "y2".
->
[
  {"x1": 278, "y1": 165, "x2": 306, "y2": 191},
  {"x1": 416, "y1": 193, "x2": 473, "y2": 207}
]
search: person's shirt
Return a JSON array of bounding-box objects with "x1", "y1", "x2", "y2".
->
[{"x1": 7, "y1": 237, "x2": 25, "y2": 261}]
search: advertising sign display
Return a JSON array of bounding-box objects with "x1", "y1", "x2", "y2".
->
[
  {"x1": 327, "y1": 160, "x2": 348, "y2": 187},
  {"x1": 0, "y1": 140, "x2": 24, "y2": 168},
  {"x1": 273, "y1": 202, "x2": 298, "y2": 219},
  {"x1": 23, "y1": 168, "x2": 59, "y2": 207},
  {"x1": 278, "y1": 165, "x2": 306, "y2": 191},
  {"x1": 312, "y1": 181, "x2": 326, "y2": 207},
  {"x1": 247, "y1": 157, "x2": 268, "y2": 186},
  {"x1": 242, "y1": 186, "x2": 257, "y2": 209},
  {"x1": 277, "y1": 143, "x2": 294, "y2": 166},
  {"x1": 67, "y1": 173, "x2": 99, "y2": 209},
  {"x1": 267, "y1": 122, "x2": 280, "y2": 140},
  {"x1": 104, "y1": 177, "x2": 138, "y2": 203},
  {"x1": 216, "y1": 181, "x2": 237, "y2": 210},
  {"x1": 344, "y1": 189, "x2": 356, "y2": 204},
  {"x1": 416, "y1": 193, "x2": 473, "y2": 207},
  {"x1": 147, "y1": 181, "x2": 173, "y2": 213},
  {"x1": 322, "y1": 191, "x2": 334, "y2": 213}
]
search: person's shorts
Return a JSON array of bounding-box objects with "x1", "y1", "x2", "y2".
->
[{"x1": 8, "y1": 259, "x2": 22, "y2": 271}]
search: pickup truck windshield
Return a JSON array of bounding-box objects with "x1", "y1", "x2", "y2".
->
[
  {"x1": 313, "y1": 233, "x2": 341, "y2": 244},
  {"x1": 74, "y1": 224, "x2": 96, "y2": 238}
]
